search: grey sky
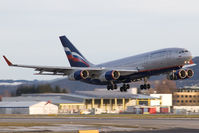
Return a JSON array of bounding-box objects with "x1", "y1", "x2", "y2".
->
[{"x1": 1, "y1": 0, "x2": 199, "y2": 80}]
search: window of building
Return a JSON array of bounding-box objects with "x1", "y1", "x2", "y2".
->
[
  {"x1": 181, "y1": 95, "x2": 184, "y2": 98},
  {"x1": 185, "y1": 100, "x2": 188, "y2": 103},
  {"x1": 185, "y1": 95, "x2": 188, "y2": 98},
  {"x1": 189, "y1": 95, "x2": 192, "y2": 98},
  {"x1": 181, "y1": 100, "x2": 184, "y2": 103},
  {"x1": 177, "y1": 95, "x2": 179, "y2": 98},
  {"x1": 177, "y1": 100, "x2": 180, "y2": 103},
  {"x1": 193, "y1": 100, "x2": 196, "y2": 103},
  {"x1": 189, "y1": 100, "x2": 192, "y2": 103},
  {"x1": 193, "y1": 95, "x2": 196, "y2": 98}
]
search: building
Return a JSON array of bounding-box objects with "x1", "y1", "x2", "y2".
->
[
  {"x1": 173, "y1": 86, "x2": 199, "y2": 113},
  {"x1": 2, "y1": 93, "x2": 85, "y2": 114},
  {"x1": 150, "y1": 94, "x2": 172, "y2": 113},
  {"x1": 0, "y1": 101, "x2": 58, "y2": 114},
  {"x1": 150, "y1": 94, "x2": 172, "y2": 106},
  {"x1": 2, "y1": 88, "x2": 161, "y2": 114},
  {"x1": 76, "y1": 89, "x2": 159, "y2": 113}
]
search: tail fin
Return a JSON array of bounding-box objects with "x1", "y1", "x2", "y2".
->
[{"x1": 59, "y1": 35, "x2": 93, "y2": 67}]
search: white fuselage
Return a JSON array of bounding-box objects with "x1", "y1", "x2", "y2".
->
[{"x1": 97, "y1": 48, "x2": 192, "y2": 72}]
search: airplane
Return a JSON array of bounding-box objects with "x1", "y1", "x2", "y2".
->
[{"x1": 3, "y1": 36, "x2": 195, "y2": 92}]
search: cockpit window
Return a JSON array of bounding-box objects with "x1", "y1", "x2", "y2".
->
[{"x1": 179, "y1": 50, "x2": 188, "y2": 54}]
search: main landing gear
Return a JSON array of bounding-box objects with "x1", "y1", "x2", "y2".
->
[
  {"x1": 106, "y1": 82, "x2": 130, "y2": 92},
  {"x1": 140, "y1": 77, "x2": 151, "y2": 90},
  {"x1": 140, "y1": 84, "x2": 150, "y2": 90},
  {"x1": 107, "y1": 82, "x2": 117, "y2": 90},
  {"x1": 120, "y1": 84, "x2": 130, "y2": 92}
]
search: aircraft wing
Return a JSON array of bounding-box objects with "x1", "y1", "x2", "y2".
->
[{"x1": 3, "y1": 56, "x2": 138, "y2": 76}]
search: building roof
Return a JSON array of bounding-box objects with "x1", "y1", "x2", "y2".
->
[
  {"x1": 184, "y1": 86, "x2": 199, "y2": 89},
  {"x1": 75, "y1": 90, "x2": 158, "y2": 99},
  {"x1": 0, "y1": 101, "x2": 40, "y2": 108},
  {"x1": 3, "y1": 95, "x2": 84, "y2": 104},
  {"x1": 2, "y1": 89, "x2": 159, "y2": 105}
]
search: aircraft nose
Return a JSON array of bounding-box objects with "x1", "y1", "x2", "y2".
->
[
  {"x1": 183, "y1": 51, "x2": 193, "y2": 64},
  {"x1": 187, "y1": 51, "x2": 192, "y2": 59}
]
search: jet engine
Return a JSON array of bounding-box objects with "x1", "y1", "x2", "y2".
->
[
  {"x1": 99, "y1": 70, "x2": 120, "y2": 81},
  {"x1": 167, "y1": 69, "x2": 194, "y2": 80},
  {"x1": 185, "y1": 69, "x2": 194, "y2": 79},
  {"x1": 68, "y1": 70, "x2": 89, "y2": 80}
]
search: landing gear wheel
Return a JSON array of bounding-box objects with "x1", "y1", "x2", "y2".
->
[
  {"x1": 120, "y1": 84, "x2": 130, "y2": 92},
  {"x1": 107, "y1": 85, "x2": 111, "y2": 90},
  {"x1": 107, "y1": 84, "x2": 112, "y2": 90},
  {"x1": 147, "y1": 84, "x2": 150, "y2": 89},
  {"x1": 140, "y1": 84, "x2": 151, "y2": 90},
  {"x1": 107, "y1": 83, "x2": 117, "y2": 91},
  {"x1": 140, "y1": 85, "x2": 144, "y2": 90},
  {"x1": 120, "y1": 87, "x2": 124, "y2": 92},
  {"x1": 126, "y1": 84, "x2": 130, "y2": 89}
]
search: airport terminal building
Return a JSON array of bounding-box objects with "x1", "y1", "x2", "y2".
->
[
  {"x1": 1, "y1": 86, "x2": 199, "y2": 115},
  {"x1": 2, "y1": 88, "x2": 162, "y2": 114}
]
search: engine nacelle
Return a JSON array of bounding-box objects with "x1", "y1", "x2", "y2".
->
[
  {"x1": 186, "y1": 69, "x2": 194, "y2": 79},
  {"x1": 68, "y1": 70, "x2": 89, "y2": 80},
  {"x1": 167, "y1": 69, "x2": 187, "y2": 80},
  {"x1": 99, "y1": 70, "x2": 120, "y2": 81}
]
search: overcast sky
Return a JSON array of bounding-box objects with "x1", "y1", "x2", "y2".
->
[{"x1": 1, "y1": 0, "x2": 199, "y2": 80}]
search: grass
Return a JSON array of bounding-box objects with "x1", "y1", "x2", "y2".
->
[
  {"x1": 0, "y1": 122, "x2": 54, "y2": 127},
  {"x1": 1, "y1": 114, "x2": 199, "y2": 119},
  {"x1": 57, "y1": 114, "x2": 199, "y2": 119}
]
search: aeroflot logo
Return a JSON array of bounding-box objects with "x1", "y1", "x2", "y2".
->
[{"x1": 64, "y1": 47, "x2": 89, "y2": 67}]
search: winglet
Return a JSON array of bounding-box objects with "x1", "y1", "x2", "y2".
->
[{"x1": 3, "y1": 56, "x2": 13, "y2": 66}]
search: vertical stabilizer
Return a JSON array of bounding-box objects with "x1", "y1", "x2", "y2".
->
[{"x1": 59, "y1": 36, "x2": 93, "y2": 67}]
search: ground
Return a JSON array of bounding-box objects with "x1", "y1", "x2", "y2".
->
[{"x1": 0, "y1": 114, "x2": 199, "y2": 133}]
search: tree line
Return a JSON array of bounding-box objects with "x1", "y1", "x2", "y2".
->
[{"x1": 16, "y1": 84, "x2": 68, "y2": 96}]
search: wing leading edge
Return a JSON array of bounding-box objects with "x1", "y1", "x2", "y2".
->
[{"x1": 3, "y1": 56, "x2": 138, "y2": 77}]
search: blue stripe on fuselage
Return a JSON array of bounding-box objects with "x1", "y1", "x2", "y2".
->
[{"x1": 80, "y1": 66, "x2": 182, "y2": 85}]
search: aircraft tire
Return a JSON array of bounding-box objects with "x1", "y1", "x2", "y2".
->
[
  {"x1": 140, "y1": 85, "x2": 144, "y2": 90},
  {"x1": 120, "y1": 87, "x2": 124, "y2": 92},
  {"x1": 147, "y1": 84, "x2": 150, "y2": 89},
  {"x1": 107, "y1": 85, "x2": 111, "y2": 90},
  {"x1": 126, "y1": 84, "x2": 130, "y2": 89}
]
